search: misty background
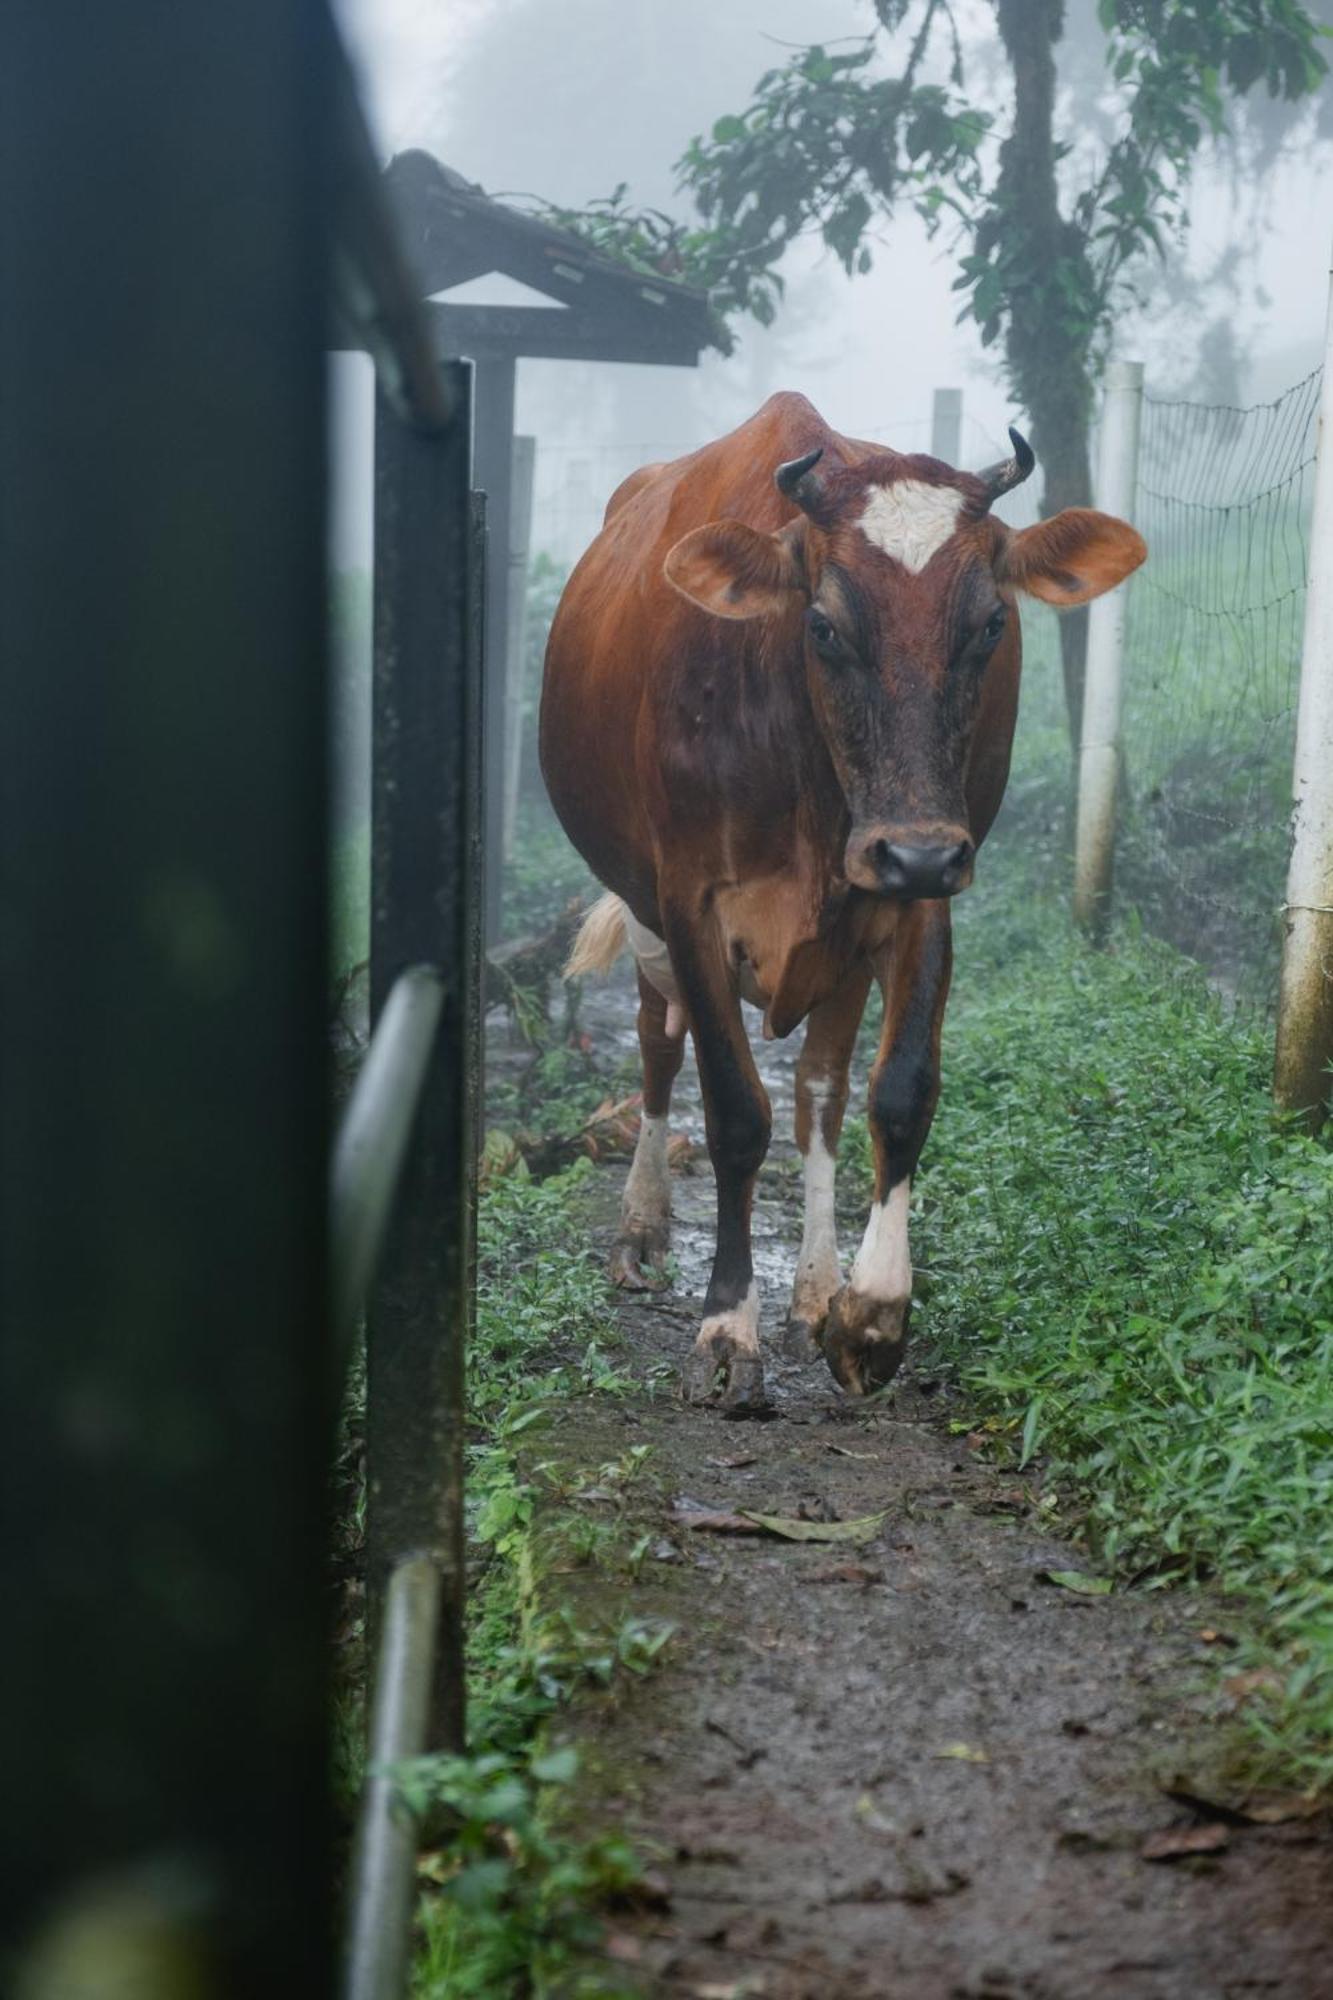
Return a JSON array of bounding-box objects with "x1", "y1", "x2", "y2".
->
[{"x1": 330, "y1": 0, "x2": 1333, "y2": 573}]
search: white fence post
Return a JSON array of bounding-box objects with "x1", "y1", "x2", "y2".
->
[
  {"x1": 1274, "y1": 254, "x2": 1333, "y2": 1125},
  {"x1": 931, "y1": 386, "x2": 962, "y2": 465},
  {"x1": 501, "y1": 433, "x2": 536, "y2": 863},
  {"x1": 1073, "y1": 358, "x2": 1144, "y2": 937}
]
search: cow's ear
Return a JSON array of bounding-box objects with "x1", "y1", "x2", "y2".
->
[
  {"x1": 998, "y1": 509, "x2": 1145, "y2": 607},
  {"x1": 664, "y1": 519, "x2": 807, "y2": 620}
]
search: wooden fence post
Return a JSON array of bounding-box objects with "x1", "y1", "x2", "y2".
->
[
  {"x1": 1274, "y1": 252, "x2": 1333, "y2": 1126},
  {"x1": 1073, "y1": 358, "x2": 1144, "y2": 939}
]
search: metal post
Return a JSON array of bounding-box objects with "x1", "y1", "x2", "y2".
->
[
  {"x1": 931, "y1": 387, "x2": 962, "y2": 466},
  {"x1": 472, "y1": 351, "x2": 517, "y2": 942},
  {"x1": 342, "y1": 1557, "x2": 443, "y2": 2000},
  {"x1": 367, "y1": 361, "x2": 475, "y2": 1753},
  {"x1": 1073, "y1": 359, "x2": 1144, "y2": 938},
  {"x1": 1, "y1": 6, "x2": 333, "y2": 1989},
  {"x1": 1275, "y1": 254, "x2": 1333, "y2": 1125},
  {"x1": 330, "y1": 966, "x2": 447, "y2": 1371},
  {"x1": 502, "y1": 434, "x2": 537, "y2": 860}
]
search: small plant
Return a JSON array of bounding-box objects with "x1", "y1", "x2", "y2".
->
[{"x1": 401, "y1": 1742, "x2": 646, "y2": 1999}]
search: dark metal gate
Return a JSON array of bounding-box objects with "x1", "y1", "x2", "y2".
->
[{"x1": 3, "y1": 8, "x2": 482, "y2": 1994}]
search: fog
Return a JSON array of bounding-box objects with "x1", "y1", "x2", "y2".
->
[{"x1": 330, "y1": 0, "x2": 1333, "y2": 572}]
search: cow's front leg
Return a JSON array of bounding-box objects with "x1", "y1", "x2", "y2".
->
[
  {"x1": 825, "y1": 903, "x2": 952, "y2": 1396},
  {"x1": 785, "y1": 964, "x2": 873, "y2": 1358},
  {"x1": 610, "y1": 968, "x2": 686, "y2": 1289},
  {"x1": 662, "y1": 902, "x2": 771, "y2": 1410}
]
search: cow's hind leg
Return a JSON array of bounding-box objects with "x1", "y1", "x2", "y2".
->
[
  {"x1": 784, "y1": 963, "x2": 873, "y2": 1359},
  {"x1": 662, "y1": 904, "x2": 770, "y2": 1410},
  {"x1": 610, "y1": 967, "x2": 686, "y2": 1290},
  {"x1": 825, "y1": 903, "x2": 952, "y2": 1396}
]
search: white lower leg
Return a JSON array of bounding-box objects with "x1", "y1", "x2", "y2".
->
[
  {"x1": 697, "y1": 1279, "x2": 761, "y2": 1358},
  {"x1": 621, "y1": 1111, "x2": 670, "y2": 1240},
  {"x1": 848, "y1": 1178, "x2": 912, "y2": 1339},
  {"x1": 791, "y1": 1083, "x2": 842, "y2": 1326}
]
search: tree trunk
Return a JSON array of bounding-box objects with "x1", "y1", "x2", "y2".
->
[{"x1": 992, "y1": 0, "x2": 1095, "y2": 751}]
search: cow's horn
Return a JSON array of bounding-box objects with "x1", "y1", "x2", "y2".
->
[
  {"x1": 774, "y1": 446, "x2": 824, "y2": 506},
  {"x1": 979, "y1": 426, "x2": 1035, "y2": 506}
]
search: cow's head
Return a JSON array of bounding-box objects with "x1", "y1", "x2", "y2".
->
[{"x1": 663, "y1": 435, "x2": 1145, "y2": 899}]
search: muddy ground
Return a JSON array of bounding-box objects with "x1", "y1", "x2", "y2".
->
[{"x1": 495, "y1": 974, "x2": 1333, "y2": 2000}]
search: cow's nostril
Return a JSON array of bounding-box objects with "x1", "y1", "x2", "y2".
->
[
  {"x1": 872, "y1": 837, "x2": 906, "y2": 889},
  {"x1": 938, "y1": 838, "x2": 972, "y2": 888},
  {"x1": 878, "y1": 838, "x2": 974, "y2": 899}
]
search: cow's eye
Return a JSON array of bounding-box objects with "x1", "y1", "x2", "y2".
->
[
  {"x1": 807, "y1": 609, "x2": 840, "y2": 653},
  {"x1": 981, "y1": 606, "x2": 1007, "y2": 647}
]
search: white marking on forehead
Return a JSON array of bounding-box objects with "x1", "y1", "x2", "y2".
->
[{"x1": 858, "y1": 480, "x2": 963, "y2": 573}]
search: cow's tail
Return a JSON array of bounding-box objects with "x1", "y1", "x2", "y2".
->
[{"x1": 564, "y1": 891, "x2": 628, "y2": 980}]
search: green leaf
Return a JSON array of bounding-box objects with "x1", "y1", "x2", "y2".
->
[
  {"x1": 711, "y1": 114, "x2": 747, "y2": 144},
  {"x1": 531, "y1": 1745, "x2": 579, "y2": 1785},
  {"x1": 1040, "y1": 1569, "x2": 1114, "y2": 1596},
  {"x1": 934, "y1": 1741, "x2": 990, "y2": 1763},
  {"x1": 1020, "y1": 1395, "x2": 1045, "y2": 1467},
  {"x1": 743, "y1": 1509, "x2": 888, "y2": 1544}
]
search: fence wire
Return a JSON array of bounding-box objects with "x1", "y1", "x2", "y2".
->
[{"x1": 1118, "y1": 369, "x2": 1320, "y2": 1007}]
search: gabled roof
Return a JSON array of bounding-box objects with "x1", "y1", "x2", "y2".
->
[{"x1": 383, "y1": 150, "x2": 720, "y2": 368}]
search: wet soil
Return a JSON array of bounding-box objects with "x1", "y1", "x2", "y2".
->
[{"x1": 494, "y1": 975, "x2": 1333, "y2": 2000}]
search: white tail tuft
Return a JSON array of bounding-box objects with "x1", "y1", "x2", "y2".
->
[{"x1": 564, "y1": 891, "x2": 628, "y2": 980}]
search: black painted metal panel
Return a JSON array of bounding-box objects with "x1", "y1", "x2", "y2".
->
[
  {"x1": 366, "y1": 362, "x2": 477, "y2": 1752},
  {"x1": 0, "y1": 5, "x2": 334, "y2": 1990}
]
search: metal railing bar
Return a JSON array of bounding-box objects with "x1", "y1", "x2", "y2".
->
[
  {"x1": 331, "y1": 964, "x2": 446, "y2": 1371},
  {"x1": 342, "y1": 1555, "x2": 443, "y2": 2000},
  {"x1": 328, "y1": 40, "x2": 456, "y2": 435}
]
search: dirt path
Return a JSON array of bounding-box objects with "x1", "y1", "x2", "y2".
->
[{"x1": 501, "y1": 977, "x2": 1333, "y2": 2000}]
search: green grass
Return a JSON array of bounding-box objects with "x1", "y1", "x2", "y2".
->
[
  {"x1": 894, "y1": 819, "x2": 1333, "y2": 1789},
  {"x1": 398, "y1": 1164, "x2": 659, "y2": 1998}
]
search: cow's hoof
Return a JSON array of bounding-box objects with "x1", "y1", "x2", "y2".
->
[
  {"x1": 682, "y1": 1290, "x2": 763, "y2": 1408},
  {"x1": 779, "y1": 1312, "x2": 824, "y2": 1363},
  {"x1": 609, "y1": 1226, "x2": 669, "y2": 1292},
  {"x1": 720, "y1": 1352, "x2": 768, "y2": 1412},
  {"x1": 823, "y1": 1285, "x2": 910, "y2": 1396},
  {"x1": 682, "y1": 1339, "x2": 766, "y2": 1410}
]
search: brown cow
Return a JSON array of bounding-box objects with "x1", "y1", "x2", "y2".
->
[{"x1": 540, "y1": 392, "x2": 1143, "y2": 1408}]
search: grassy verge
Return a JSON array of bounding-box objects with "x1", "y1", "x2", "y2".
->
[
  {"x1": 389, "y1": 1164, "x2": 664, "y2": 1997},
  {"x1": 872, "y1": 818, "x2": 1333, "y2": 1789}
]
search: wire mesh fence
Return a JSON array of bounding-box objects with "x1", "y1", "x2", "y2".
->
[
  {"x1": 451, "y1": 381, "x2": 1323, "y2": 1024},
  {"x1": 1116, "y1": 369, "x2": 1320, "y2": 1008}
]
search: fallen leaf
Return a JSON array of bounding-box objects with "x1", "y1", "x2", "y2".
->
[
  {"x1": 1163, "y1": 1778, "x2": 1324, "y2": 1827},
  {"x1": 1142, "y1": 1822, "x2": 1230, "y2": 1861},
  {"x1": 853, "y1": 1793, "x2": 898, "y2": 1835},
  {"x1": 805, "y1": 1561, "x2": 884, "y2": 1588},
  {"x1": 743, "y1": 1509, "x2": 887, "y2": 1544},
  {"x1": 1236, "y1": 1791, "x2": 1325, "y2": 1826},
  {"x1": 934, "y1": 1742, "x2": 989, "y2": 1764},
  {"x1": 706, "y1": 1453, "x2": 758, "y2": 1470},
  {"x1": 825, "y1": 1442, "x2": 880, "y2": 1460},
  {"x1": 671, "y1": 1504, "x2": 763, "y2": 1535},
  {"x1": 1221, "y1": 1667, "x2": 1283, "y2": 1705},
  {"x1": 1039, "y1": 1569, "x2": 1114, "y2": 1596}
]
